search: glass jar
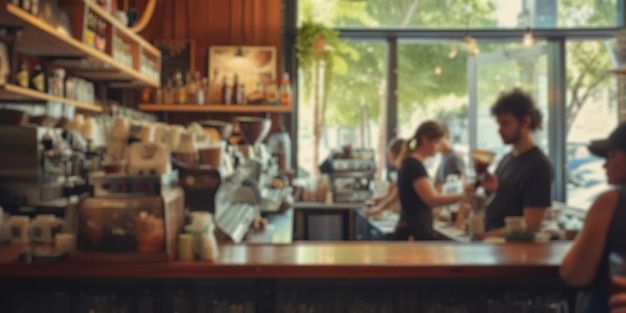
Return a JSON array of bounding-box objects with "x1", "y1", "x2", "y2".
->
[{"x1": 267, "y1": 129, "x2": 292, "y2": 171}]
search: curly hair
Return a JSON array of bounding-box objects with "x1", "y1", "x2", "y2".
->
[{"x1": 491, "y1": 89, "x2": 543, "y2": 131}]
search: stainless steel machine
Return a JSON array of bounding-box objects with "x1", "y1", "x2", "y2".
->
[
  {"x1": 0, "y1": 124, "x2": 96, "y2": 215},
  {"x1": 329, "y1": 148, "x2": 376, "y2": 203}
]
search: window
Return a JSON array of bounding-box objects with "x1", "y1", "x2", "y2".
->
[
  {"x1": 293, "y1": 0, "x2": 623, "y2": 205},
  {"x1": 297, "y1": 41, "x2": 388, "y2": 178},
  {"x1": 565, "y1": 40, "x2": 618, "y2": 210},
  {"x1": 298, "y1": 0, "x2": 621, "y2": 29}
]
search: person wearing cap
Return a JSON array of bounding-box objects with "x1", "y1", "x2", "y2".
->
[
  {"x1": 480, "y1": 89, "x2": 554, "y2": 237},
  {"x1": 560, "y1": 122, "x2": 626, "y2": 313}
]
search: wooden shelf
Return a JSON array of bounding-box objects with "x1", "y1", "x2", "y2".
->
[
  {"x1": 138, "y1": 104, "x2": 293, "y2": 113},
  {"x1": 0, "y1": 2, "x2": 159, "y2": 88},
  {"x1": 611, "y1": 66, "x2": 626, "y2": 75},
  {"x1": 0, "y1": 84, "x2": 102, "y2": 112}
]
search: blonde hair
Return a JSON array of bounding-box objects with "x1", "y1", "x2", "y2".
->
[{"x1": 396, "y1": 120, "x2": 445, "y2": 169}]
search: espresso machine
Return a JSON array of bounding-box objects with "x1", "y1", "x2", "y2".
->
[
  {"x1": 328, "y1": 148, "x2": 376, "y2": 203},
  {"x1": 0, "y1": 124, "x2": 95, "y2": 216}
]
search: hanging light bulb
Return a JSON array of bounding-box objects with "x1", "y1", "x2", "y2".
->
[
  {"x1": 464, "y1": 35, "x2": 479, "y2": 58},
  {"x1": 523, "y1": 27, "x2": 534, "y2": 48},
  {"x1": 448, "y1": 43, "x2": 458, "y2": 58}
]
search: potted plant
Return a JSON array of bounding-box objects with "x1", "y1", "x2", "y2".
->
[
  {"x1": 296, "y1": 20, "x2": 339, "y2": 97},
  {"x1": 296, "y1": 21, "x2": 339, "y2": 177}
]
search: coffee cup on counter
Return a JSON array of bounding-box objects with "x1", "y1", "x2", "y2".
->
[
  {"x1": 505, "y1": 216, "x2": 527, "y2": 234},
  {"x1": 54, "y1": 233, "x2": 76, "y2": 253}
]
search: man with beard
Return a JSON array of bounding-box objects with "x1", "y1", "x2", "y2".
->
[{"x1": 480, "y1": 89, "x2": 554, "y2": 237}]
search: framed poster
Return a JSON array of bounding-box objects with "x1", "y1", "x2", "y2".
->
[
  {"x1": 156, "y1": 39, "x2": 195, "y2": 84},
  {"x1": 208, "y1": 46, "x2": 277, "y2": 103}
]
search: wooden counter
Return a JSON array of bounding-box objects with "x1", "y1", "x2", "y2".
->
[{"x1": 0, "y1": 242, "x2": 571, "y2": 279}]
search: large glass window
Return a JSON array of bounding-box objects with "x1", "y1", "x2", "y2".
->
[
  {"x1": 565, "y1": 40, "x2": 618, "y2": 210},
  {"x1": 396, "y1": 42, "x2": 470, "y2": 177},
  {"x1": 294, "y1": 0, "x2": 623, "y2": 206},
  {"x1": 298, "y1": 0, "x2": 621, "y2": 29},
  {"x1": 297, "y1": 41, "x2": 388, "y2": 178}
]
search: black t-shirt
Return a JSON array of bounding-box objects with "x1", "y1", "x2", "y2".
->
[
  {"x1": 485, "y1": 146, "x2": 554, "y2": 231},
  {"x1": 396, "y1": 157, "x2": 434, "y2": 240}
]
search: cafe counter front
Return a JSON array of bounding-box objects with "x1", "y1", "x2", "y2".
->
[{"x1": 0, "y1": 242, "x2": 577, "y2": 312}]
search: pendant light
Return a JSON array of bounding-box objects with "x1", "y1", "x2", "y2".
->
[{"x1": 235, "y1": 0, "x2": 246, "y2": 57}]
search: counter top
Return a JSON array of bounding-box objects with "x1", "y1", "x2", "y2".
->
[
  {"x1": 0, "y1": 242, "x2": 571, "y2": 279},
  {"x1": 293, "y1": 202, "x2": 366, "y2": 210},
  {"x1": 246, "y1": 209, "x2": 293, "y2": 244}
]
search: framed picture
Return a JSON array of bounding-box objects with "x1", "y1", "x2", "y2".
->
[
  {"x1": 208, "y1": 46, "x2": 277, "y2": 103},
  {"x1": 156, "y1": 39, "x2": 195, "y2": 84}
]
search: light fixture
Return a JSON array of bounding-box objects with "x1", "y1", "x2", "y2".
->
[
  {"x1": 464, "y1": 35, "x2": 479, "y2": 58},
  {"x1": 235, "y1": 0, "x2": 246, "y2": 57},
  {"x1": 448, "y1": 43, "x2": 458, "y2": 58},
  {"x1": 523, "y1": 28, "x2": 534, "y2": 48}
]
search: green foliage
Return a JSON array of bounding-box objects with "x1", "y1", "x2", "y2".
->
[
  {"x1": 297, "y1": 0, "x2": 620, "y2": 132},
  {"x1": 296, "y1": 20, "x2": 340, "y2": 100}
]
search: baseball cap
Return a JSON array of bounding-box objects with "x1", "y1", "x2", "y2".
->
[{"x1": 588, "y1": 122, "x2": 626, "y2": 158}]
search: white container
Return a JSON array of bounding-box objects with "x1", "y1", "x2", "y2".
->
[
  {"x1": 154, "y1": 122, "x2": 170, "y2": 146},
  {"x1": 199, "y1": 233, "x2": 219, "y2": 262},
  {"x1": 8, "y1": 215, "x2": 30, "y2": 244},
  {"x1": 168, "y1": 125, "x2": 185, "y2": 152},
  {"x1": 189, "y1": 211, "x2": 213, "y2": 233},
  {"x1": 30, "y1": 214, "x2": 64, "y2": 243},
  {"x1": 468, "y1": 211, "x2": 485, "y2": 237},
  {"x1": 81, "y1": 115, "x2": 97, "y2": 141},
  {"x1": 505, "y1": 216, "x2": 527, "y2": 234},
  {"x1": 127, "y1": 141, "x2": 171, "y2": 175},
  {"x1": 136, "y1": 123, "x2": 155, "y2": 143},
  {"x1": 109, "y1": 116, "x2": 131, "y2": 140},
  {"x1": 442, "y1": 174, "x2": 463, "y2": 213}
]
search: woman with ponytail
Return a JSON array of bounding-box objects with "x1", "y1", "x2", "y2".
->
[{"x1": 394, "y1": 120, "x2": 468, "y2": 241}]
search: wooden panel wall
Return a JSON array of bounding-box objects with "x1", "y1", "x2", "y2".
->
[
  {"x1": 133, "y1": 0, "x2": 284, "y2": 127},
  {"x1": 137, "y1": 0, "x2": 283, "y2": 79}
]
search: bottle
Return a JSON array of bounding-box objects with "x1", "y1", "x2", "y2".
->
[
  {"x1": 15, "y1": 63, "x2": 29, "y2": 88},
  {"x1": 163, "y1": 78, "x2": 174, "y2": 104},
  {"x1": 442, "y1": 174, "x2": 463, "y2": 224},
  {"x1": 265, "y1": 73, "x2": 278, "y2": 105},
  {"x1": 174, "y1": 71, "x2": 186, "y2": 104},
  {"x1": 236, "y1": 84, "x2": 245, "y2": 105},
  {"x1": 186, "y1": 72, "x2": 197, "y2": 104},
  {"x1": 30, "y1": 64, "x2": 45, "y2": 92},
  {"x1": 209, "y1": 68, "x2": 219, "y2": 104},
  {"x1": 196, "y1": 72, "x2": 209, "y2": 105},
  {"x1": 221, "y1": 76, "x2": 231, "y2": 105},
  {"x1": 231, "y1": 74, "x2": 239, "y2": 104},
  {"x1": 279, "y1": 73, "x2": 292, "y2": 106},
  {"x1": 267, "y1": 126, "x2": 292, "y2": 171}
]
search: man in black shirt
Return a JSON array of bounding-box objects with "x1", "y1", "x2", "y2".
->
[{"x1": 481, "y1": 89, "x2": 554, "y2": 237}]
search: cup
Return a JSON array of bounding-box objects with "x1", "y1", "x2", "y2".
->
[
  {"x1": 178, "y1": 234, "x2": 194, "y2": 261},
  {"x1": 55, "y1": 233, "x2": 76, "y2": 253},
  {"x1": 611, "y1": 253, "x2": 626, "y2": 294},
  {"x1": 505, "y1": 216, "x2": 527, "y2": 234}
]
